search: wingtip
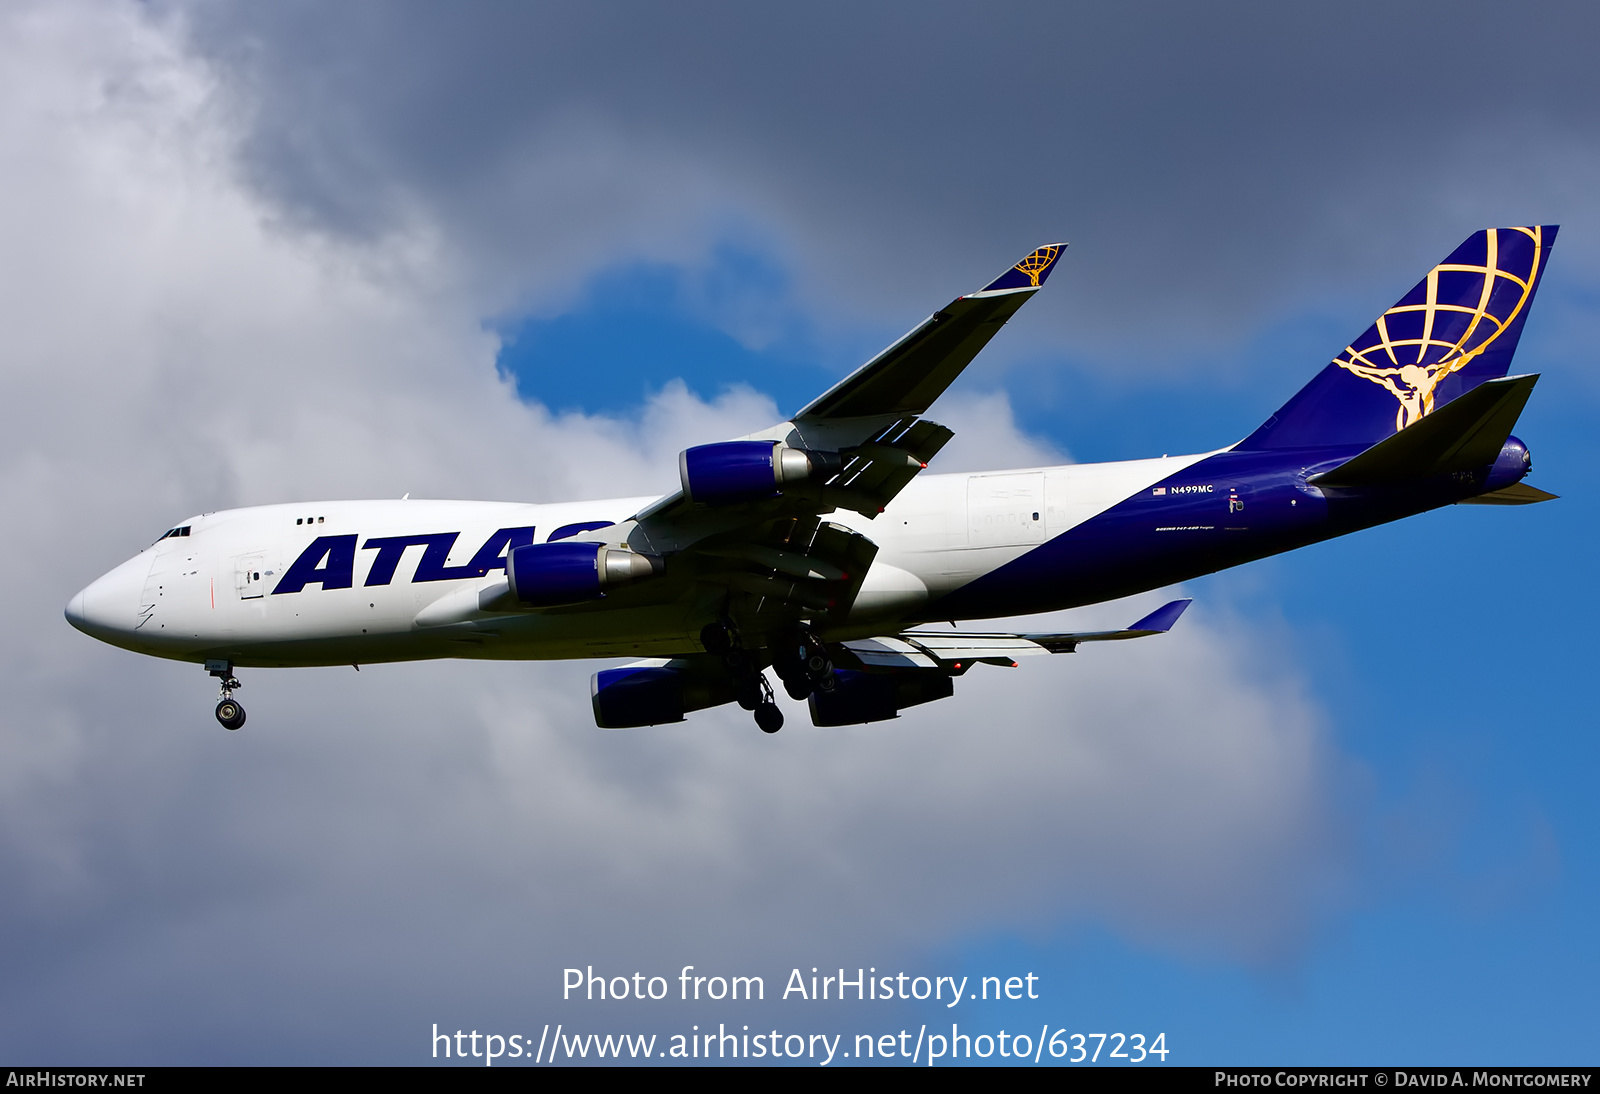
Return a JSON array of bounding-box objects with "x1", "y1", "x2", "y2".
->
[
  {"x1": 1129, "y1": 598, "x2": 1192, "y2": 633},
  {"x1": 975, "y1": 243, "x2": 1068, "y2": 294}
]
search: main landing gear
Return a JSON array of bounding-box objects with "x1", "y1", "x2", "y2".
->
[
  {"x1": 774, "y1": 625, "x2": 835, "y2": 702},
  {"x1": 701, "y1": 620, "x2": 785, "y2": 734},
  {"x1": 206, "y1": 659, "x2": 245, "y2": 730}
]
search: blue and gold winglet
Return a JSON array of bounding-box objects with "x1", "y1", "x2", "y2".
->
[{"x1": 974, "y1": 243, "x2": 1067, "y2": 294}]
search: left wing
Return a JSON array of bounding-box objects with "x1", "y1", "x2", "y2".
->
[{"x1": 839, "y1": 600, "x2": 1193, "y2": 669}]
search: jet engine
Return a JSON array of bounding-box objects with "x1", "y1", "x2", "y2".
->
[
  {"x1": 679, "y1": 440, "x2": 838, "y2": 505},
  {"x1": 507, "y1": 541, "x2": 660, "y2": 607},
  {"x1": 807, "y1": 668, "x2": 955, "y2": 726},
  {"x1": 591, "y1": 661, "x2": 740, "y2": 728}
]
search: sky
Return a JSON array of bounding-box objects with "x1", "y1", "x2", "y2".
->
[{"x1": 0, "y1": 0, "x2": 1596, "y2": 1066}]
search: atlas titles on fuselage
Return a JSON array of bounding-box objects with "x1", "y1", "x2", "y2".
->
[
  {"x1": 273, "y1": 525, "x2": 614, "y2": 593},
  {"x1": 65, "y1": 228, "x2": 1561, "y2": 735}
]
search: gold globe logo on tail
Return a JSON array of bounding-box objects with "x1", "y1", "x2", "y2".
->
[
  {"x1": 1013, "y1": 245, "x2": 1062, "y2": 287},
  {"x1": 1335, "y1": 227, "x2": 1544, "y2": 432}
]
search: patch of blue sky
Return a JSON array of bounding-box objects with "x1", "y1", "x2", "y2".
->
[
  {"x1": 492, "y1": 244, "x2": 854, "y2": 421},
  {"x1": 916, "y1": 898, "x2": 1595, "y2": 1066}
]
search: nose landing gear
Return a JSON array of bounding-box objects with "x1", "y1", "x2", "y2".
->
[{"x1": 206, "y1": 659, "x2": 245, "y2": 730}]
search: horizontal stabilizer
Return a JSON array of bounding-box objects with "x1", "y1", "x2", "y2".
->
[
  {"x1": 842, "y1": 599, "x2": 1191, "y2": 668},
  {"x1": 797, "y1": 244, "x2": 1065, "y2": 421},
  {"x1": 1457, "y1": 482, "x2": 1559, "y2": 505},
  {"x1": 1309, "y1": 374, "x2": 1538, "y2": 488}
]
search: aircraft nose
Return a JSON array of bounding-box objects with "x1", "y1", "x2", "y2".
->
[{"x1": 65, "y1": 554, "x2": 152, "y2": 641}]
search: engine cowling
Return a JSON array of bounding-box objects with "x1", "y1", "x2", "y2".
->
[
  {"x1": 808, "y1": 669, "x2": 955, "y2": 727},
  {"x1": 507, "y1": 541, "x2": 659, "y2": 607},
  {"x1": 1483, "y1": 434, "x2": 1533, "y2": 493},
  {"x1": 592, "y1": 666, "x2": 685, "y2": 728},
  {"x1": 591, "y1": 661, "x2": 741, "y2": 728},
  {"x1": 679, "y1": 440, "x2": 833, "y2": 505}
]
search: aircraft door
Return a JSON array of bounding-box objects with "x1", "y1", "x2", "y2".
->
[
  {"x1": 235, "y1": 553, "x2": 266, "y2": 600},
  {"x1": 967, "y1": 472, "x2": 1048, "y2": 548}
]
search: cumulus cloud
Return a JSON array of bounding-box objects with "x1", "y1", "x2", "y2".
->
[{"x1": 0, "y1": 1, "x2": 1353, "y2": 1060}]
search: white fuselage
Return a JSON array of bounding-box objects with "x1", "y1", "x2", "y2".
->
[{"x1": 66, "y1": 453, "x2": 1208, "y2": 667}]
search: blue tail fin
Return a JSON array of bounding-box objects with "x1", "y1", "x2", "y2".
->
[{"x1": 1237, "y1": 226, "x2": 1557, "y2": 451}]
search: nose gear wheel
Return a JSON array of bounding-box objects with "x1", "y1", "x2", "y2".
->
[{"x1": 206, "y1": 660, "x2": 246, "y2": 730}]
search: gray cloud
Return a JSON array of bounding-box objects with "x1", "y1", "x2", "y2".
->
[
  {"x1": 0, "y1": 1, "x2": 1361, "y2": 1060},
  {"x1": 175, "y1": 0, "x2": 1600, "y2": 373}
]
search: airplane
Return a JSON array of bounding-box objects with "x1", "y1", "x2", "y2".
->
[{"x1": 65, "y1": 227, "x2": 1558, "y2": 734}]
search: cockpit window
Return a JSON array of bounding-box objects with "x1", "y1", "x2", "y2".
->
[{"x1": 152, "y1": 525, "x2": 192, "y2": 544}]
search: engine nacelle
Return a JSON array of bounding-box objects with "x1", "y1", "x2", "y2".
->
[
  {"x1": 591, "y1": 662, "x2": 741, "y2": 729},
  {"x1": 507, "y1": 541, "x2": 660, "y2": 607},
  {"x1": 1483, "y1": 434, "x2": 1533, "y2": 493},
  {"x1": 592, "y1": 666, "x2": 685, "y2": 728},
  {"x1": 808, "y1": 669, "x2": 955, "y2": 727},
  {"x1": 679, "y1": 440, "x2": 835, "y2": 505}
]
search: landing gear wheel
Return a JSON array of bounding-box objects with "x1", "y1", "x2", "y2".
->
[
  {"x1": 736, "y1": 677, "x2": 762, "y2": 711},
  {"x1": 206, "y1": 660, "x2": 245, "y2": 730},
  {"x1": 754, "y1": 702, "x2": 784, "y2": 734},
  {"x1": 782, "y1": 677, "x2": 811, "y2": 701},
  {"x1": 215, "y1": 699, "x2": 246, "y2": 730}
]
